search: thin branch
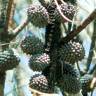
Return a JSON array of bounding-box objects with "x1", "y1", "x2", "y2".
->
[
  {"x1": 0, "y1": 41, "x2": 18, "y2": 46},
  {"x1": 5, "y1": 0, "x2": 14, "y2": 32},
  {"x1": 59, "y1": 9, "x2": 96, "y2": 45},
  {"x1": 85, "y1": 20, "x2": 96, "y2": 72},
  {"x1": 54, "y1": 0, "x2": 73, "y2": 23},
  {"x1": 76, "y1": 62, "x2": 81, "y2": 75},
  {"x1": 10, "y1": 18, "x2": 29, "y2": 40},
  {"x1": 9, "y1": 0, "x2": 16, "y2": 27}
]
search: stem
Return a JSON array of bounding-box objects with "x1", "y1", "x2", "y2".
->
[
  {"x1": 59, "y1": 9, "x2": 96, "y2": 45},
  {"x1": 5, "y1": 0, "x2": 14, "y2": 32},
  {"x1": 85, "y1": 20, "x2": 96, "y2": 72},
  {"x1": 11, "y1": 18, "x2": 29, "y2": 39},
  {"x1": 76, "y1": 62, "x2": 81, "y2": 75},
  {"x1": 0, "y1": 72, "x2": 5, "y2": 96}
]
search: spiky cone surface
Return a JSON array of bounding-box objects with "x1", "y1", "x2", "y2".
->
[
  {"x1": 20, "y1": 36, "x2": 44, "y2": 55},
  {"x1": 27, "y1": 4, "x2": 49, "y2": 28},
  {"x1": 55, "y1": 63, "x2": 79, "y2": 80},
  {"x1": 0, "y1": 49, "x2": 20, "y2": 72},
  {"x1": 42, "y1": 61, "x2": 80, "y2": 92},
  {"x1": 43, "y1": 62, "x2": 81, "y2": 94},
  {"x1": 55, "y1": 63, "x2": 81, "y2": 94},
  {"x1": 58, "y1": 75, "x2": 81, "y2": 94},
  {"x1": 29, "y1": 53, "x2": 50, "y2": 71},
  {"x1": 80, "y1": 74, "x2": 93, "y2": 93},
  {"x1": 61, "y1": 40, "x2": 85, "y2": 63},
  {"x1": 29, "y1": 73, "x2": 54, "y2": 94},
  {"x1": 51, "y1": 40, "x2": 85, "y2": 64},
  {"x1": 43, "y1": 58, "x2": 79, "y2": 77},
  {"x1": 55, "y1": 3, "x2": 76, "y2": 22}
]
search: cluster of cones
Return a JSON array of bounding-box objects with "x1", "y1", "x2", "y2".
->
[{"x1": 20, "y1": 0, "x2": 96, "y2": 95}]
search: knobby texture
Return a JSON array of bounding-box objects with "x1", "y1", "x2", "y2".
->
[{"x1": 0, "y1": 0, "x2": 96, "y2": 96}]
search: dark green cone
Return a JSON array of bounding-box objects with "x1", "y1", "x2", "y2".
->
[
  {"x1": 27, "y1": 4, "x2": 49, "y2": 28},
  {"x1": 0, "y1": 49, "x2": 20, "y2": 72},
  {"x1": 58, "y1": 75, "x2": 81, "y2": 94},
  {"x1": 29, "y1": 73, "x2": 54, "y2": 94},
  {"x1": 20, "y1": 36, "x2": 44, "y2": 55},
  {"x1": 55, "y1": 3, "x2": 76, "y2": 22},
  {"x1": 51, "y1": 40, "x2": 85, "y2": 64},
  {"x1": 29, "y1": 53, "x2": 50, "y2": 71}
]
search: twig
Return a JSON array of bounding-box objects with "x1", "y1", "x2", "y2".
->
[
  {"x1": 54, "y1": 0, "x2": 73, "y2": 23},
  {"x1": 9, "y1": 0, "x2": 16, "y2": 27},
  {"x1": 85, "y1": 20, "x2": 96, "y2": 72},
  {"x1": 5, "y1": 0, "x2": 14, "y2": 32},
  {"x1": 11, "y1": 18, "x2": 29, "y2": 39},
  {"x1": 0, "y1": 41, "x2": 18, "y2": 46},
  {"x1": 59, "y1": 9, "x2": 96, "y2": 45},
  {"x1": 76, "y1": 62, "x2": 81, "y2": 75}
]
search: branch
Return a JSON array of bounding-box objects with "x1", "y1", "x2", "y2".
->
[
  {"x1": 9, "y1": 18, "x2": 29, "y2": 40},
  {"x1": 86, "y1": 20, "x2": 96, "y2": 72},
  {"x1": 59, "y1": 9, "x2": 96, "y2": 45},
  {"x1": 5, "y1": 0, "x2": 14, "y2": 32},
  {"x1": 9, "y1": 1, "x2": 16, "y2": 27}
]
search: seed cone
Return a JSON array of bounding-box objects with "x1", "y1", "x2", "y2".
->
[
  {"x1": 59, "y1": 40, "x2": 85, "y2": 63},
  {"x1": 29, "y1": 53, "x2": 50, "y2": 71},
  {"x1": 55, "y1": 63, "x2": 81, "y2": 94},
  {"x1": 20, "y1": 36, "x2": 44, "y2": 55},
  {"x1": 58, "y1": 75, "x2": 81, "y2": 94},
  {"x1": 42, "y1": 61, "x2": 80, "y2": 92},
  {"x1": 0, "y1": 49, "x2": 20, "y2": 72},
  {"x1": 27, "y1": 4, "x2": 49, "y2": 28},
  {"x1": 29, "y1": 73, "x2": 54, "y2": 94},
  {"x1": 51, "y1": 40, "x2": 85, "y2": 64}
]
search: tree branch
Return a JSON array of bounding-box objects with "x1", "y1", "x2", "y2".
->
[
  {"x1": 5, "y1": 0, "x2": 14, "y2": 32},
  {"x1": 9, "y1": 18, "x2": 29, "y2": 40},
  {"x1": 59, "y1": 9, "x2": 96, "y2": 45}
]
